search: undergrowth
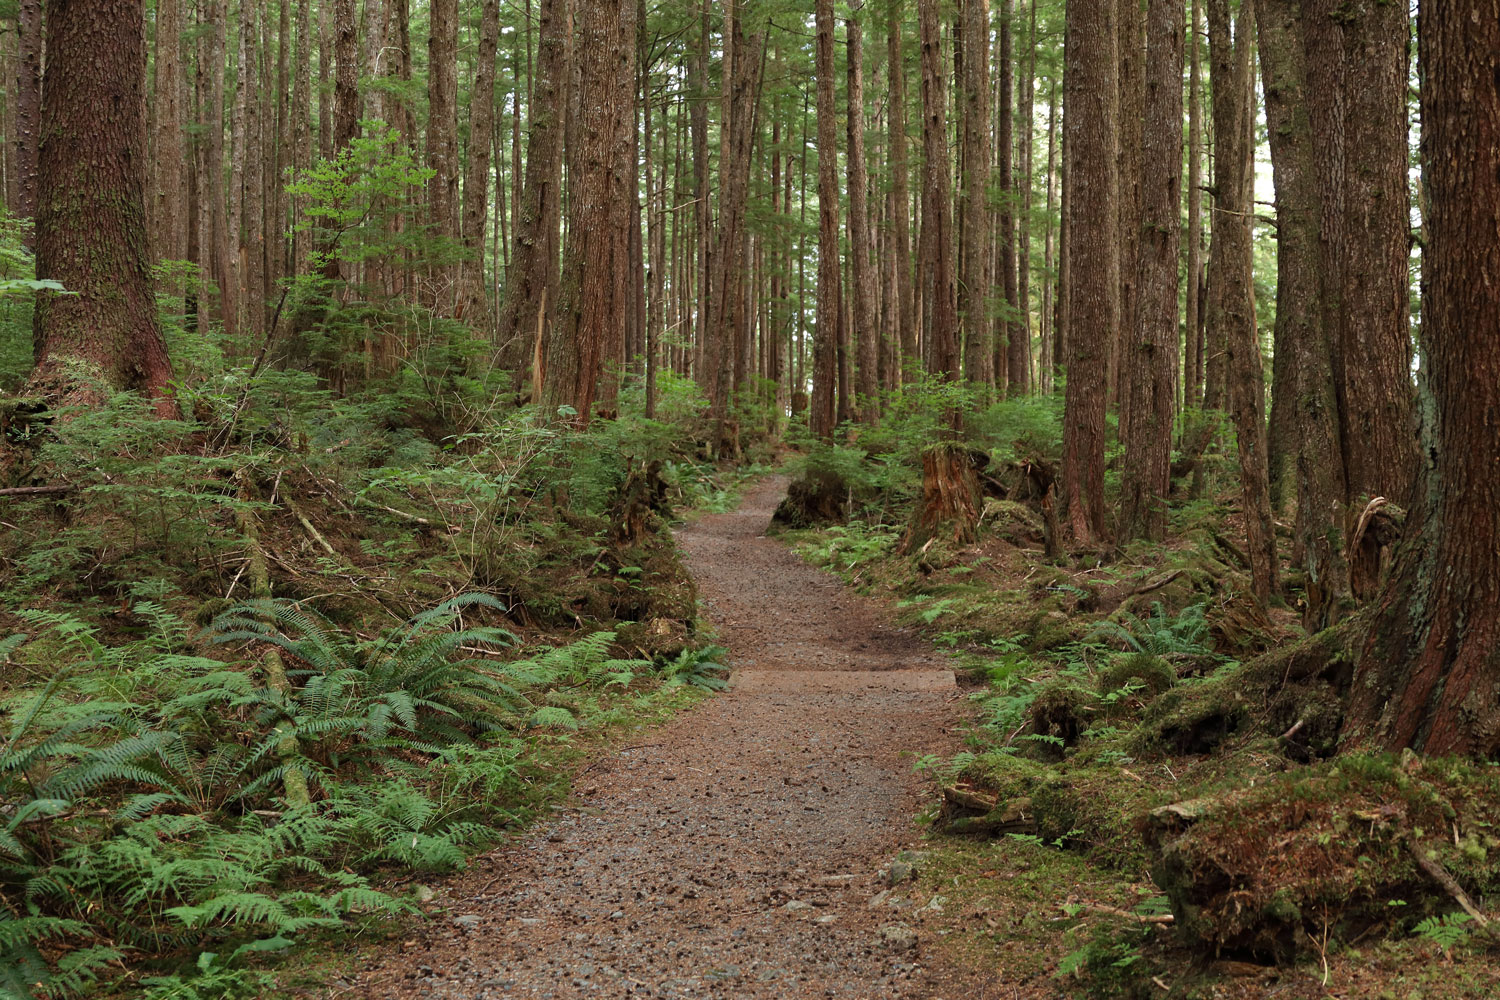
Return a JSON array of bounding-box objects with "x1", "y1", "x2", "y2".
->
[{"x1": 0, "y1": 594, "x2": 723, "y2": 998}]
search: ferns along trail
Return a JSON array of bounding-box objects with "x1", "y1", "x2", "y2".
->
[{"x1": 3, "y1": 0, "x2": 1500, "y2": 996}]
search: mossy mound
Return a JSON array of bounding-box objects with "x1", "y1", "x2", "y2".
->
[
  {"x1": 1098, "y1": 652, "x2": 1176, "y2": 697},
  {"x1": 1144, "y1": 754, "x2": 1500, "y2": 962},
  {"x1": 979, "y1": 498, "x2": 1045, "y2": 546},
  {"x1": 770, "y1": 465, "x2": 853, "y2": 530}
]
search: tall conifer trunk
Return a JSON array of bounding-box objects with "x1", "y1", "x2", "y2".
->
[
  {"x1": 1345, "y1": 0, "x2": 1500, "y2": 758},
  {"x1": 1060, "y1": 0, "x2": 1117, "y2": 543},
  {"x1": 29, "y1": 0, "x2": 174, "y2": 414}
]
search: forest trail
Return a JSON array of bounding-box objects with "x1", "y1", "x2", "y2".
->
[{"x1": 343, "y1": 476, "x2": 994, "y2": 999}]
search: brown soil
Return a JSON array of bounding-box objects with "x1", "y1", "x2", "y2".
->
[{"x1": 337, "y1": 476, "x2": 1010, "y2": 999}]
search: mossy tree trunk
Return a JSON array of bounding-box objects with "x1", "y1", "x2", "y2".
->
[
  {"x1": 28, "y1": 0, "x2": 175, "y2": 416},
  {"x1": 1344, "y1": 1, "x2": 1500, "y2": 758}
]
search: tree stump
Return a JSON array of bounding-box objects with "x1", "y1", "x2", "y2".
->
[{"x1": 900, "y1": 443, "x2": 982, "y2": 553}]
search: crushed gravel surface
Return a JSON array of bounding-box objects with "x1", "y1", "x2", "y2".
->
[{"x1": 342, "y1": 476, "x2": 1008, "y2": 999}]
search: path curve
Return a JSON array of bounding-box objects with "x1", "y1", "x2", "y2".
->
[{"x1": 346, "y1": 476, "x2": 986, "y2": 999}]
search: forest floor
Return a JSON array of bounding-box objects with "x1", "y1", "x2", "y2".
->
[{"x1": 332, "y1": 475, "x2": 1020, "y2": 999}]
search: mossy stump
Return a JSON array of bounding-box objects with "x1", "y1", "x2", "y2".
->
[{"x1": 900, "y1": 443, "x2": 982, "y2": 554}]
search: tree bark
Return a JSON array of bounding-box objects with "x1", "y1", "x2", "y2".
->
[
  {"x1": 152, "y1": 0, "x2": 186, "y2": 270},
  {"x1": 998, "y1": 0, "x2": 1025, "y2": 394},
  {"x1": 919, "y1": 0, "x2": 959, "y2": 384},
  {"x1": 1119, "y1": 0, "x2": 1183, "y2": 542},
  {"x1": 811, "y1": 0, "x2": 841, "y2": 437},
  {"x1": 29, "y1": 0, "x2": 174, "y2": 414},
  {"x1": 497, "y1": 0, "x2": 566, "y2": 386},
  {"x1": 707, "y1": 5, "x2": 765, "y2": 446},
  {"x1": 426, "y1": 0, "x2": 459, "y2": 310},
  {"x1": 847, "y1": 11, "x2": 879, "y2": 421},
  {"x1": 1113, "y1": 0, "x2": 1143, "y2": 432},
  {"x1": 459, "y1": 0, "x2": 501, "y2": 332},
  {"x1": 1258, "y1": 0, "x2": 1347, "y2": 626},
  {"x1": 13, "y1": 0, "x2": 42, "y2": 240},
  {"x1": 888, "y1": 0, "x2": 916, "y2": 382},
  {"x1": 1344, "y1": 0, "x2": 1500, "y2": 758},
  {"x1": 543, "y1": 0, "x2": 631, "y2": 426},
  {"x1": 959, "y1": 0, "x2": 991, "y2": 391},
  {"x1": 1183, "y1": 0, "x2": 1203, "y2": 408},
  {"x1": 1207, "y1": 0, "x2": 1276, "y2": 601},
  {"x1": 1061, "y1": 0, "x2": 1116, "y2": 544}
]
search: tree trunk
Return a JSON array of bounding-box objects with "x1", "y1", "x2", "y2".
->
[
  {"x1": 497, "y1": 0, "x2": 566, "y2": 388},
  {"x1": 1306, "y1": 0, "x2": 1416, "y2": 512},
  {"x1": 426, "y1": 0, "x2": 459, "y2": 311},
  {"x1": 1113, "y1": 0, "x2": 1142, "y2": 433},
  {"x1": 1183, "y1": 0, "x2": 1203, "y2": 409},
  {"x1": 1014, "y1": 0, "x2": 1037, "y2": 396},
  {"x1": 13, "y1": 0, "x2": 42, "y2": 240},
  {"x1": 459, "y1": 0, "x2": 501, "y2": 333},
  {"x1": 1207, "y1": 0, "x2": 1276, "y2": 601},
  {"x1": 543, "y1": 0, "x2": 631, "y2": 427},
  {"x1": 1258, "y1": 0, "x2": 1347, "y2": 626},
  {"x1": 888, "y1": 0, "x2": 916, "y2": 382},
  {"x1": 1119, "y1": 0, "x2": 1183, "y2": 542},
  {"x1": 811, "y1": 0, "x2": 841, "y2": 437},
  {"x1": 29, "y1": 0, "x2": 174, "y2": 414},
  {"x1": 292, "y1": 0, "x2": 313, "y2": 273},
  {"x1": 1060, "y1": 0, "x2": 1116, "y2": 544},
  {"x1": 707, "y1": 6, "x2": 765, "y2": 448},
  {"x1": 919, "y1": 0, "x2": 959, "y2": 384},
  {"x1": 998, "y1": 0, "x2": 1025, "y2": 394},
  {"x1": 152, "y1": 0, "x2": 185, "y2": 271},
  {"x1": 1344, "y1": 0, "x2": 1500, "y2": 758},
  {"x1": 847, "y1": 11, "x2": 879, "y2": 421},
  {"x1": 959, "y1": 0, "x2": 991, "y2": 391}
]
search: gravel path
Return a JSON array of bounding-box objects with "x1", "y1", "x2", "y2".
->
[{"x1": 344, "y1": 476, "x2": 994, "y2": 999}]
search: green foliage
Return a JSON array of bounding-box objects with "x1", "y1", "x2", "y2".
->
[
  {"x1": 659, "y1": 644, "x2": 730, "y2": 691},
  {"x1": 0, "y1": 598, "x2": 667, "y2": 997},
  {"x1": 1412, "y1": 912, "x2": 1474, "y2": 955},
  {"x1": 1090, "y1": 602, "x2": 1215, "y2": 659}
]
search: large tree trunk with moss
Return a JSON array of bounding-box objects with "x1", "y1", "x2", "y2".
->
[
  {"x1": 706, "y1": 8, "x2": 764, "y2": 449},
  {"x1": 846, "y1": 11, "x2": 879, "y2": 421},
  {"x1": 1343, "y1": 0, "x2": 1500, "y2": 758},
  {"x1": 28, "y1": 0, "x2": 174, "y2": 415},
  {"x1": 887, "y1": 0, "x2": 916, "y2": 382},
  {"x1": 426, "y1": 0, "x2": 459, "y2": 312},
  {"x1": 12, "y1": 0, "x2": 42, "y2": 240}
]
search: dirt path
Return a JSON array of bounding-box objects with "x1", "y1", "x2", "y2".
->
[{"x1": 346, "y1": 476, "x2": 990, "y2": 999}]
